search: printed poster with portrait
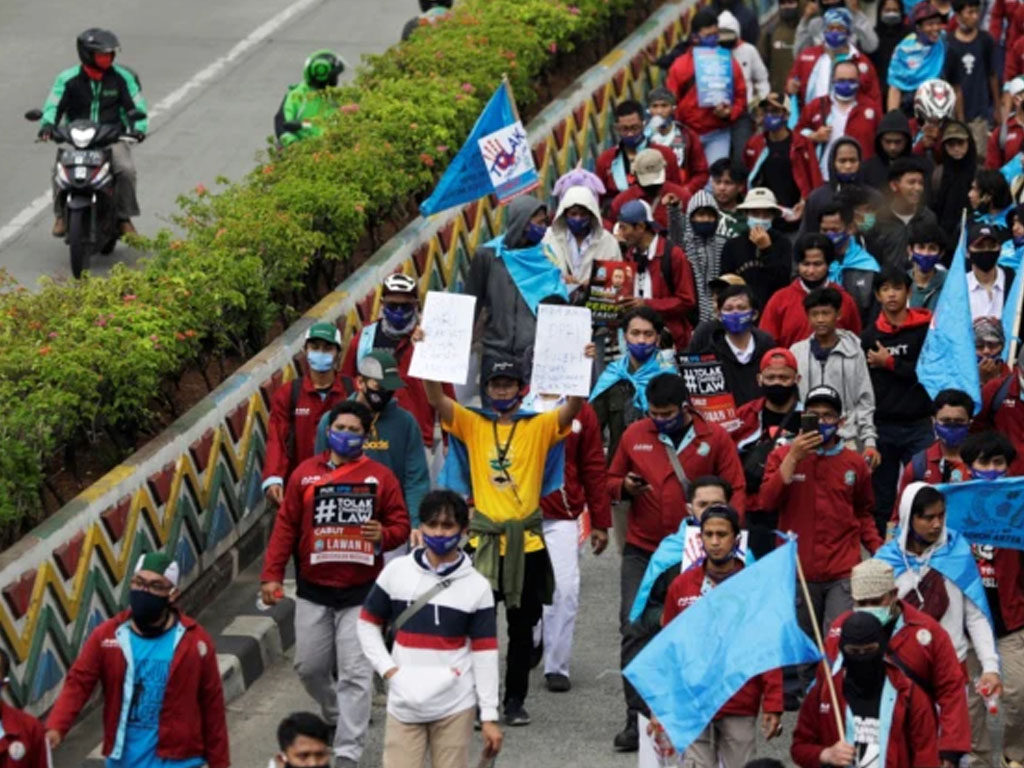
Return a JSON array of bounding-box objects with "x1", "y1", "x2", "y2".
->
[{"x1": 586, "y1": 260, "x2": 636, "y2": 327}]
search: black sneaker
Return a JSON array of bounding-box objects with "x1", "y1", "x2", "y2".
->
[
  {"x1": 545, "y1": 673, "x2": 571, "y2": 692},
  {"x1": 613, "y1": 716, "x2": 639, "y2": 752},
  {"x1": 503, "y1": 700, "x2": 531, "y2": 726}
]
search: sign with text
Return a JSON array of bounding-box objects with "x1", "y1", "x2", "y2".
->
[
  {"x1": 586, "y1": 260, "x2": 636, "y2": 328},
  {"x1": 310, "y1": 482, "x2": 377, "y2": 566},
  {"x1": 530, "y1": 304, "x2": 593, "y2": 397},
  {"x1": 678, "y1": 353, "x2": 740, "y2": 433},
  {"x1": 409, "y1": 291, "x2": 477, "y2": 385}
]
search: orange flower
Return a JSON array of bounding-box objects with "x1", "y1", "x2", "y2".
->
[{"x1": 420, "y1": 153, "x2": 435, "y2": 167}]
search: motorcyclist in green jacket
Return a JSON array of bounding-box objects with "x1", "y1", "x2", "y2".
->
[{"x1": 273, "y1": 50, "x2": 346, "y2": 147}]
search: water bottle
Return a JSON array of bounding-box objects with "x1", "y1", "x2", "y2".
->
[
  {"x1": 975, "y1": 679, "x2": 999, "y2": 715},
  {"x1": 256, "y1": 587, "x2": 284, "y2": 611}
]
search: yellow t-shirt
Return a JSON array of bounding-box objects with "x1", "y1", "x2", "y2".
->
[{"x1": 445, "y1": 403, "x2": 569, "y2": 554}]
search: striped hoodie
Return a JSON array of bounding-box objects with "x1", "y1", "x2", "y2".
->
[{"x1": 357, "y1": 549, "x2": 499, "y2": 724}]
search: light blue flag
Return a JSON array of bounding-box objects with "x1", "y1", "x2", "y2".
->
[
  {"x1": 623, "y1": 540, "x2": 821, "y2": 754},
  {"x1": 1004, "y1": 269, "x2": 1023, "y2": 362},
  {"x1": 916, "y1": 224, "x2": 982, "y2": 412},
  {"x1": 936, "y1": 477, "x2": 1024, "y2": 551},
  {"x1": 420, "y1": 82, "x2": 539, "y2": 217}
]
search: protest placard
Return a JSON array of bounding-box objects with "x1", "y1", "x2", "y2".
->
[
  {"x1": 586, "y1": 260, "x2": 636, "y2": 328},
  {"x1": 530, "y1": 304, "x2": 592, "y2": 397},
  {"x1": 678, "y1": 354, "x2": 740, "y2": 433},
  {"x1": 309, "y1": 482, "x2": 378, "y2": 566},
  {"x1": 409, "y1": 291, "x2": 477, "y2": 385}
]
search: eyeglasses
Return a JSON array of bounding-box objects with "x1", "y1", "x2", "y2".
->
[
  {"x1": 616, "y1": 124, "x2": 644, "y2": 136},
  {"x1": 130, "y1": 575, "x2": 174, "y2": 596}
]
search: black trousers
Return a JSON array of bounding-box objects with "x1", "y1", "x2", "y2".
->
[
  {"x1": 620, "y1": 544, "x2": 653, "y2": 719},
  {"x1": 495, "y1": 550, "x2": 548, "y2": 705}
]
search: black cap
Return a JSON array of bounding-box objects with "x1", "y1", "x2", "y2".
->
[
  {"x1": 700, "y1": 503, "x2": 741, "y2": 534},
  {"x1": 805, "y1": 384, "x2": 843, "y2": 413},
  {"x1": 692, "y1": 8, "x2": 719, "y2": 32},
  {"x1": 967, "y1": 222, "x2": 1003, "y2": 248},
  {"x1": 483, "y1": 357, "x2": 525, "y2": 385}
]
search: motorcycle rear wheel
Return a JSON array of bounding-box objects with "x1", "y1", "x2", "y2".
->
[{"x1": 67, "y1": 209, "x2": 93, "y2": 279}]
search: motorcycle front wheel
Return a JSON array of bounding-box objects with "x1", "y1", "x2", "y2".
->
[{"x1": 67, "y1": 208, "x2": 93, "y2": 279}]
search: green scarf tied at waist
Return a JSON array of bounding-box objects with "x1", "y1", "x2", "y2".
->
[{"x1": 469, "y1": 508, "x2": 554, "y2": 609}]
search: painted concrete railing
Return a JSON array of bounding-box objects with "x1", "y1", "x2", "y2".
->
[{"x1": 0, "y1": 0, "x2": 698, "y2": 713}]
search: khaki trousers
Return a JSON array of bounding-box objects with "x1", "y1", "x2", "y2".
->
[
  {"x1": 382, "y1": 706, "x2": 476, "y2": 768},
  {"x1": 968, "y1": 627, "x2": 1024, "y2": 767},
  {"x1": 682, "y1": 715, "x2": 757, "y2": 768}
]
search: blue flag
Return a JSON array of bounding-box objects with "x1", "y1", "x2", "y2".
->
[
  {"x1": 419, "y1": 82, "x2": 539, "y2": 217},
  {"x1": 916, "y1": 224, "x2": 982, "y2": 411},
  {"x1": 623, "y1": 540, "x2": 821, "y2": 753},
  {"x1": 936, "y1": 477, "x2": 1024, "y2": 551},
  {"x1": 1004, "y1": 269, "x2": 1023, "y2": 362}
]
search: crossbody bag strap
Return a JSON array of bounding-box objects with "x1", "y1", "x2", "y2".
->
[
  {"x1": 391, "y1": 578, "x2": 453, "y2": 634},
  {"x1": 662, "y1": 441, "x2": 692, "y2": 499}
]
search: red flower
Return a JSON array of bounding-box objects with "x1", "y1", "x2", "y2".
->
[
  {"x1": 420, "y1": 153, "x2": 435, "y2": 167},
  {"x1": 195, "y1": 183, "x2": 208, "y2": 195}
]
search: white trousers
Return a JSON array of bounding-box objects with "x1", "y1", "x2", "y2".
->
[{"x1": 542, "y1": 518, "x2": 582, "y2": 677}]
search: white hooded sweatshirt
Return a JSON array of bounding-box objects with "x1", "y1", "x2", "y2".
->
[
  {"x1": 892, "y1": 482, "x2": 999, "y2": 673},
  {"x1": 542, "y1": 185, "x2": 621, "y2": 286}
]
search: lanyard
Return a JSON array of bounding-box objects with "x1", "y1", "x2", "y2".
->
[{"x1": 492, "y1": 419, "x2": 522, "y2": 505}]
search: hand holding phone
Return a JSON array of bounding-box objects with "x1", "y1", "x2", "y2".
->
[{"x1": 624, "y1": 471, "x2": 650, "y2": 495}]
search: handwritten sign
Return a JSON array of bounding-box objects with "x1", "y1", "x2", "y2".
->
[
  {"x1": 409, "y1": 292, "x2": 477, "y2": 385},
  {"x1": 530, "y1": 304, "x2": 592, "y2": 397}
]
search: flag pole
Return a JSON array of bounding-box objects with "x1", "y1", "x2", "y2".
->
[
  {"x1": 502, "y1": 73, "x2": 521, "y2": 123},
  {"x1": 793, "y1": 546, "x2": 846, "y2": 736}
]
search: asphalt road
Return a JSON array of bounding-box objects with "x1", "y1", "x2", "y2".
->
[{"x1": 0, "y1": 0, "x2": 415, "y2": 287}]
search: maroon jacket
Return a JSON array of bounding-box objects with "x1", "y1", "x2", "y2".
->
[
  {"x1": 540, "y1": 403, "x2": 612, "y2": 528},
  {"x1": 975, "y1": 545, "x2": 1024, "y2": 635},
  {"x1": 262, "y1": 372, "x2": 352, "y2": 486},
  {"x1": 261, "y1": 453, "x2": 410, "y2": 591},
  {"x1": 0, "y1": 703, "x2": 49, "y2": 768},
  {"x1": 759, "y1": 278, "x2": 862, "y2": 348},
  {"x1": 827, "y1": 601, "x2": 971, "y2": 756},
  {"x1": 663, "y1": 562, "x2": 784, "y2": 718},
  {"x1": 666, "y1": 50, "x2": 748, "y2": 135},
  {"x1": 977, "y1": 372, "x2": 1024, "y2": 475},
  {"x1": 616, "y1": 234, "x2": 698, "y2": 350},
  {"x1": 607, "y1": 182, "x2": 694, "y2": 233},
  {"x1": 796, "y1": 96, "x2": 881, "y2": 163},
  {"x1": 787, "y1": 46, "x2": 882, "y2": 107},
  {"x1": 608, "y1": 411, "x2": 746, "y2": 552},
  {"x1": 893, "y1": 441, "x2": 970, "y2": 520},
  {"x1": 743, "y1": 131, "x2": 824, "y2": 200},
  {"x1": 791, "y1": 663, "x2": 941, "y2": 768},
  {"x1": 985, "y1": 116, "x2": 1024, "y2": 169},
  {"x1": 46, "y1": 611, "x2": 229, "y2": 768},
  {"x1": 761, "y1": 443, "x2": 882, "y2": 581},
  {"x1": 595, "y1": 142, "x2": 683, "y2": 202}
]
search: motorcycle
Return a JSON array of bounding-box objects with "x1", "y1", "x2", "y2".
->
[{"x1": 24, "y1": 108, "x2": 142, "y2": 278}]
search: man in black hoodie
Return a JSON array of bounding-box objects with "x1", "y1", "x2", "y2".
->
[
  {"x1": 798, "y1": 137, "x2": 881, "y2": 239},
  {"x1": 860, "y1": 265, "x2": 935, "y2": 534},
  {"x1": 861, "y1": 110, "x2": 915, "y2": 192}
]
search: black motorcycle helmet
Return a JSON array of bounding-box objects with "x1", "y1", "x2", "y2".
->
[
  {"x1": 419, "y1": 0, "x2": 453, "y2": 11},
  {"x1": 77, "y1": 28, "x2": 120, "y2": 68}
]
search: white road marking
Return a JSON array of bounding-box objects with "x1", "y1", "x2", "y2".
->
[{"x1": 0, "y1": 0, "x2": 323, "y2": 253}]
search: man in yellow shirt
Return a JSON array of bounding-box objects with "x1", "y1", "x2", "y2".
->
[{"x1": 423, "y1": 356, "x2": 589, "y2": 727}]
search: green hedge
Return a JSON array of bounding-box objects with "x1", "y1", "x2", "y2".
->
[{"x1": 0, "y1": 0, "x2": 637, "y2": 535}]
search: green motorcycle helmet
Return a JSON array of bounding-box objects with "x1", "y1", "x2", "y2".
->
[{"x1": 303, "y1": 49, "x2": 345, "y2": 88}]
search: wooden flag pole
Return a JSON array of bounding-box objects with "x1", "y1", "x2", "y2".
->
[{"x1": 793, "y1": 541, "x2": 846, "y2": 736}]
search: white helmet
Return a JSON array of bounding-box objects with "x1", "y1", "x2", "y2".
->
[
  {"x1": 914, "y1": 79, "x2": 956, "y2": 122},
  {"x1": 382, "y1": 272, "x2": 417, "y2": 296}
]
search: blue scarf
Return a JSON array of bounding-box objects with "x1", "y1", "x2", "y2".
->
[
  {"x1": 488, "y1": 234, "x2": 568, "y2": 314},
  {"x1": 589, "y1": 351, "x2": 678, "y2": 412},
  {"x1": 611, "y1": 138, "x2": 652, "y2": 192},
  {"x1": 439, "y1": 407, "x2": 566, "y2": 498},
  {"x1": 999, "y1": 238, "x2": 1024, "y2": 270},
  {"x1": 828, "y1": 237, "x2": 880, "y2": 281},
  {"x1": 1001, "y1": 154, "x2": 1023, "y2": 187},
  {"x1": 874, "y1": 526, "x2": 994, "y2": 626},
  {"x1": 887, "y1": 34, "x2": 946, "y2": 92}
]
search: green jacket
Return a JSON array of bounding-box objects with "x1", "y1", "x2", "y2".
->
[
  {"x1": 275, "y1": 82, "x2": 335, "y2": 146},
  {"x1": 42, "y1": 65, "x2": 147, "y2": 133}
]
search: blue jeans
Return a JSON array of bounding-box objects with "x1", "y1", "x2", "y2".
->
[
  {"x1": 699, "y1": 128, "x2": 731, "y2": 165},
  {"x1": 872, "y1": 419, "x2": 935, "y2": 535}
]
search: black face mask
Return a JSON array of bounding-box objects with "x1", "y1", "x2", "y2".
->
[
  {"x1": 842, "y1": 648, "x2": 887, "y2": 697},
  {"x1": 365, "y1": 388, "x2": 394, "y2": 412},
  {"x1": 640, "y1": 183, "x2": 663, "y2": 200},
  {"x1": 130, "y1": 590, "x2": 170, "y2": 635},
  {"x1": 801, "y1": 274, "x2": 828, "y2": 290},
  {"x1": 971, "y1": 250, "x2": 1000, "y2": 272},
  {"x1": 763, "y1": 383, "x2": 798, "y2": 407}
]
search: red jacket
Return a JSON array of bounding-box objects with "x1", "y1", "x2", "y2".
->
[
  {"x1": 618, "y1": 234, "x2": 698, "y2": 350},
  {"x1": 595, "y1": 143, "x2": 684, "y2": 202},
  {"x1": 760, "y1": 443, "x2": 881, "y2": 581},
  {"x1": 985, "y1": 116, "x2": 1024, "y2": 170},
  {"x1": 791, "y1": 663, "x2": 941, "y2": 768},
  {"x1": 991, "y1": 0, "x2": 1024, "y2": 43},
  {"x1": 607, "y1": 183, "x2": 694, "y2": 234},
  {"x1": 796, "y1": 96, "x2": 881, "y2": 162},
  {"x1": 666, "y1": 50, "x2": 748, "y2": 135},
  {"x1": 662, "y1": 563, "x2": 784, "y2": 717},
  {"x1": 46, "y1": 611, "x2": 229, "y2": 768},
  {"x1": 0, "y1": 703, "x2": 48, "y2": 768},
  {"x1": 646, "y1": 123, "x2": 711, "y2": 196},
  {"x1": 975, "y1": 545, "x2": 1024, "y2": 634},
  {"x1": 608, "y1": 412, "x2": 746, "y2": 552},
  {"x1": 541, "y1": 403, "x2": 612, "y2": 528},
  {"x1": 262, "y1": 372, "x2": 352, "y2": 486},
  {"x1": 977, "y1": 372, "x2": 1024, "y2": 475},
  {"x1": 743, "y1": 130, "x2": 824, "y2": 200},
  {"x1": 339, "y1": 324, "x2": 454, "y2": 448},
  {"x1": 893, "y1": 441, "x2": 970, "y2": 520},
  {"x1": 730, "y1": 397, "x2": 800, "y2": 511},
  {"x1": 261, "y1": 453, "x2": 410, "y2": 589},
  {"x1": 826, "y1": 601, "x2": 971, "y2": 756},
  {"x1": 788, "y1": 47, "x2": 882, "y2": 107},
  {"x1": 759, "y1": 278, "x2": 862, "y2": 348}
]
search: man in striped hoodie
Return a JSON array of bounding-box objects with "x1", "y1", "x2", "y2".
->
[{"x1": 358, "y1": 490, "x2": 502, "y2": 768}]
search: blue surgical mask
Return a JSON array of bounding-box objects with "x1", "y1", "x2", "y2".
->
[
  {"x1": 1015, "y1": 234, "x2": 1024, "y2": 248},
  {"x1": 382, "y1": 303, "x2": 416, "y2": 331},
  {"x1": 327, "y1": 429, "x2": 364, "y2": 458},
  {"x1": 627, "y1": 341, "x2": 657, "y2": 363},
  {"x1": 911, "y1": 251, "x2": 939, "y2": 272},
  {"x1": 825, "y1": 230, "x2": 849, "y2": 250},
  {"x1": 934, "y1": 422, "x2": 969, "y2": 447},
  {"x1": 855, "y1": 605, "x2": 895, "y2": 625},
  {"x1": 833, "y1": 79, "x2": 859, "y2": 100},
  {"x1": 971, "y1": 467, "x2": 1007, "y2": 481},
  {"x1": 524, "y1": 221, "x2": 547, "y2": 245},
  {"x1": 652, "y1": 412, "x2": 686, "y2": 434},
  {"x1": 834, "y1": 171, "x2": 858, "y2": 183},
  {"x1": 566, "y1": 216, "x2": 591, "y2": 236},
  {"x1": 489, "y1": 393, "x2": 522, "y2": 413},
  {"x1": 307, "y1": 350, "x2": 336, "y2": 372},
  {"x1": 746, "y1": 216, "x2": 773, "y2": 230},
  {"x1": 763, "y1": 113, "x2": 787, "y2": 132},
  {"x1": 818, "y1": 423, "x2": 839, "y2": 443},
  {"x1": 697, "y1": 34, "x2": 719, "y2": 47},
  {"x1": 720, "y1": 310, "x2": 755, "y2": 334},
  {"x1": 692, "y1": 220, "x2": 717, "y2": 238},
  {"x1": 620, "y1": 133, "x2": 645, "y2": 149},
  {"x1": 824, "y1": 29, "x2": 849, "y2": 48},
  {"x1": 422, "y1": 532, "x2": 462, "y2": 556}
]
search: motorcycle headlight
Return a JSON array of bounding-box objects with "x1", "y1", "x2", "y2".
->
[{"x1": 69, "y1": 126, "x2": 97, "y2": 149}]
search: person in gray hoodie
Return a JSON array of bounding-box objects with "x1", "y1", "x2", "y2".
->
[
  {"x1": 465, "y1": 195, "x2": 566, "y2": 382},
  {"x1": 791, "y1": 286, "x2": 879, "y2": 462}
]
